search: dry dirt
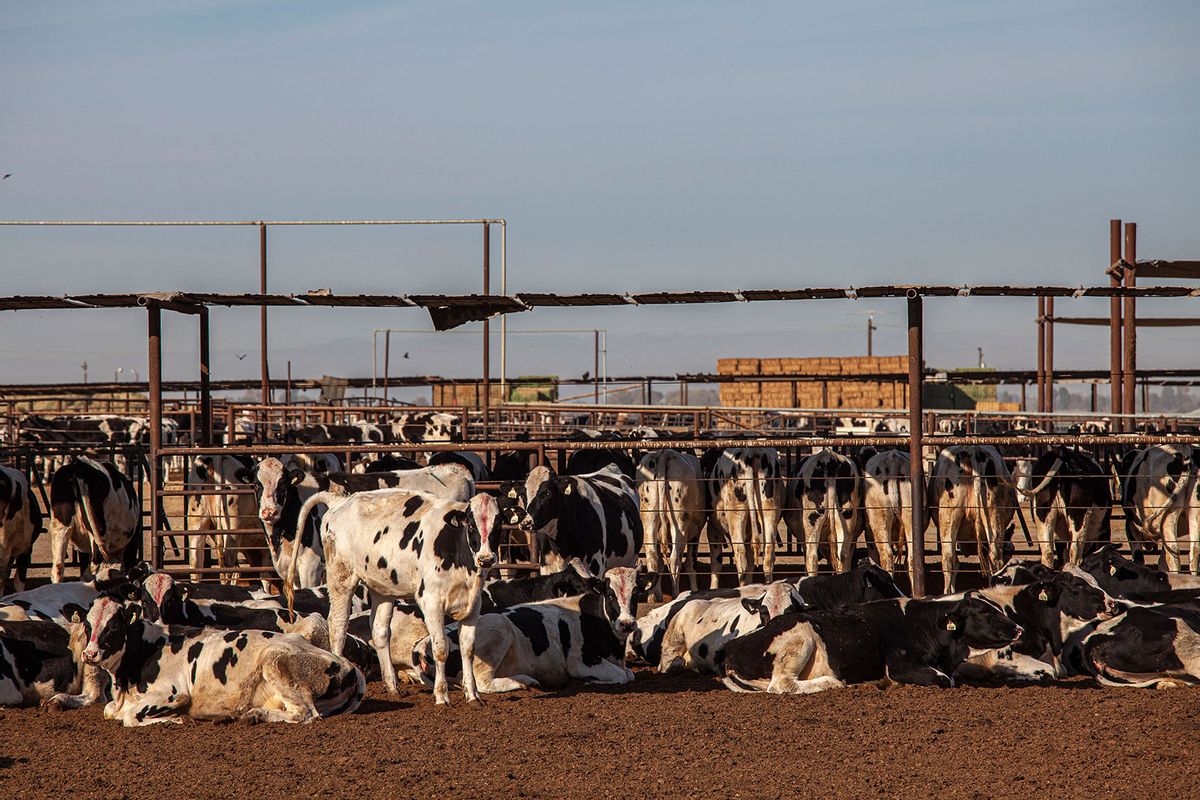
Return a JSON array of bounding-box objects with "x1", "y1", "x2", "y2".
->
[{"x1": 1, "y1": 671, "x2": 1197, "y2": 800}]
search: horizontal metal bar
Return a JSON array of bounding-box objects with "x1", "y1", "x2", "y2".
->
[{"x1": 0, "y1": 219, "x2": 505, "y2": 226}]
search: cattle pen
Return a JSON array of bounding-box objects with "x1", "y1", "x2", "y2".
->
[{"x1": 4, "y1": 219, "x2": 1200, "y2": 798}]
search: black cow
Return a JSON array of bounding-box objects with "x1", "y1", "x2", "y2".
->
[
  {"x1": 1083, "y1": 604, "x2": 1200, "y2": 688},
  {"x1": 362, "y1": 455, "x2": 421, "y2": 473},
  {"x1": 48, "y1": 456, "x2": 140, "y2": 583},
  {"x1": 0, "y1": 465, "x2": 43, "y2": 594},
  {"x1": 719, "y1": 593, "x2": 1020, "y2": 693},
  {"x1": 565, "y1": 449, "x2": 636, "y2": 479},
  {"x1": 1023, "y1": 447, "x2": 1112, "y2": 568},
  {"x1": 0, "y1": 620, "x2": 82, "y2": 706},
  {"x1": 1079, "y1": 543, "x2": 1200, "y2": 598}
]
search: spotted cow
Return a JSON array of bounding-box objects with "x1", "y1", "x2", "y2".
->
[
  {"x1": 48, "y1": 457, "x2": 140, "y2": 583},
  {"x1": 636, "y1": 448, "x2": 706, "y2": 599},
  {"x1": 706, "y1": 447, "x2": 783, "y2": 587},
  {"x1": 0, "y1": 465, "x2": 43, "y2": 594},
  {"x1": 785, "y1": 449, "x2": 864, "y2": 576}
]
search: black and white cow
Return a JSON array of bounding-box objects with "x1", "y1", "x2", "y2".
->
[
  {"x1": 1079, "y1": 544, "x2": 1200, "y2": 598},
  {"x1": 311, "y1": 489, "x2": 501, "y2": 703},
  {"x1": 413, "y1": 567, "x2": 656, "y2": 692},
  {"x1": 636, "y1": 449, "x2": 706, "y2": 599},
  {"x1": 0, "y1": 620, "x2": 83, "y2": 706},
  {"x1": 241, "y1": 458, "x2": 474, "y2": 588},
  {"x1": 0, "y1": 465, "x2": 43, "y2": 594},
  {"x1": 510, "y1": 465, "x2": 641, "y2": 577},
  {"x1": 358, "y1": 454, "x2": 422, "y2": 474},
  {"x1": 1021, "y1": 447, "x2": 1112, "y2": 568},
  {"x1": 929, "y1": 445, "x2": 1017, "y2": 592},
  {"x1": 186, "y1": 454, "x2": 266, "y2": 582},
  {"x1": 74, "y1": 596, "x2": 364, "y2": 725},
  {"x1": 785, "y1": 449, "x2": 864, "y2": 576},
  {"x1": 1120, "y1": 444, "x2": 1198, "y2": 572},
  {"x1": 719, "y1": 593, "x2": 1020, "y2": 693},
  {"x1": 860, "y1": 449, "x2": 915, "y2": 575},
  {"x1": 706, "y1": 447, "x2": 783, "y2": 587},
  {"x1": 628, "y1": 560, "x2": 904, "y2": 668},
  {"x1": 655, "y1": 580, "x2": 803, "y2": 674},
  {"x1": 389, "y1": 412, "x2": 461, "y2": 443},
  {"x1": 48, "y1": 457, "x2": 140, "y2": 583},
  {"x1": 1082, "y1": 603, "x2": 1200, "y2": 688}
]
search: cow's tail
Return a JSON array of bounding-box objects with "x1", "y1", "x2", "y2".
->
[
  {"x1": 1008, "y1": 457, "x2": 1063, "y2": 498},
  {"x1": 973, "y1": 468, "x2": 994, "y2": 575},
  {"x1": 285, "y1": 490, "x2": 344, "y2": 616},
  {"x1": 74, "y1": 477, "x2": 109, "y2": 561},
  {"x1": 886, "y1": 454, "x2": 904, "y2": 527},
  {"x1": 1142, "y1": 459, "x2": 1192, "y2": 529},
  {"x1": 657, "y1": 452, "x2": 678, "y2": 560},
  {"x1": 748, "y1": 458, "x2": 768, "y2": 562}
]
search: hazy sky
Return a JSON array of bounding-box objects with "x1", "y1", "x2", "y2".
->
[{"x1": 2, "y1": 1, "x2": 1198, "y2": 396}]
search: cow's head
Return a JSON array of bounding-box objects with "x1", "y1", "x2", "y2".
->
[
  {"x1": 465, "y1": 493, "x2": 502, "y2": 571},
  {"x1": 81, "y1": 596, "x2": 144, "y2": 670},
  {"x1": 518, "y1": 466, "x2": 571, "y2": 535},
  {"x1": 138, "y1": 571, "x2": 187, "y2": 624},
  {"x1": 591, "y1": 567, "x2": 657, "y2": 640},
  {"x1": 1021, "y1": 569, "x2": 1122, "y2": 631},
  {"x1": 236, "y1": 457, "x2": 305, "y2": 525},
  {"x1": 990, "y1": 557, "x2": 1057, "y2": 587},
  {"x1": 936, "y1": 592, "x2": 1022, "y2": 654},
  {"x1": 855, "y1": 559, "x2": 906, "y2": 600},
  {"x1": 192, "y1": 455, "x2": 216, "y2": 483},
  {"x1": 741, "y1": 581, "x2": 803, "y2": 626},
  {"x1": 1079, "y1": 544, "x2": 1169, "y2": 597}
]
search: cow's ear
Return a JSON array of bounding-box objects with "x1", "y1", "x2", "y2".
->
[
  {"x1": 234, "y1": 466, "x2": 254, "y2": 484},
  {"x1": 741, "y1": 597, "x2": 763, "y2": 614},
  {"x1": 636, "y1": 571, "x2": 659, "y2": 594},
  {"x1": 179, "y1": 587, "x2": 189, "y2": 602},
  {"x1": 288, "y1": 468, "x2": 306, "y2": 486},
  {"x1": 194, "y1": 463, "x2": 210, "y2": 481}
]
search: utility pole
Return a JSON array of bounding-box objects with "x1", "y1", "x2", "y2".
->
[
  {"x1": 977, "y1": 347, "x2": 985, "y2": 369},
  {"x1": 81, "y1": 361, "x2": 88, "y2": 383},
  {"x1": 867, "y1": 314, "x2": 876, "y2": 357}
]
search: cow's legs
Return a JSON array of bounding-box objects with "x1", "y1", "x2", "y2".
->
[
  {"x1": 417, "y1": 597, "x2": 452, "y2": 704},
  {"x1": 324, "y1": 551, "x2": 356, "y2": 660},
  {"x1": 706, "y1": 515, "x2": 725, "y2": 589},
  {"x1": 766, "y1": 634, "x2": 818, "y2": 694},
  {"x1": 642, "y1": 511, "x2": 665, "y2": 602},
  {"x1": 803, "y1": 514, "x2": 821, "y2": 577},
  {"x1": 1035, "y1": 507, "x2": 1057, "y2": 569},
  {"x1": 868, "y1": 509, "x2": 894, "y2": 572},
  {"x1": 761, "y1": 509, "x2": 777, "y2": 584},
  {"x1": 457, "y1": 617, "x2": 482, "y2": 702},
  {"x1": 369, "y1": 596, "x2": 400, "y2": 695},
  {"x1": 1067, "y1": 506, "x2": 1101, "y2": 566},
  {"x1": 1163, "y1": 510, "x2": 1184, "y2": 573},
  {"x1": 48, "y1": 519, "x2": 71, "y2": 584},
  {"x1": 575, "y1": 659, "x2": 634, "y2": 684},
  {"x1": 831, "y1": 511, "x2": 855, "y2": 574},
  {"x1": 684, "y1": 538, "x2": 699, "y2": 592},
  {"x1": 116, "y1": 690, "x2": 189, "y2": 727},
  {"x1": 729, "y1": 511, "x2": 751, "y2": 586},
  {"x1": 938, "y1": 507, "x2": 961, "y2": 594}
]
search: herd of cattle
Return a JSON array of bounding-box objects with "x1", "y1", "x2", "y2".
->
[{"x1": 2, "y1": 414, "x2": 1200, "y2": 726}]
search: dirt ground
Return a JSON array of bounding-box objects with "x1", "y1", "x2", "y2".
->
[{"x1": 1, "y1": 672, "x2": 1197, "y2": 800}]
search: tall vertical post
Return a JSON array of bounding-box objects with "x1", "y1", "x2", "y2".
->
[
  {"x1": 259, "y1": 222, "x2": 270, "y2": 406},
  {"x1": 1045, "y1": 296, "x2": 1055, "y2": 413},
  {"x1": 383, "y1": 330, "x2": 391, "y2": 404},
  {"x1": 1122, "y1": 222, "x2": 1137, "y2": 428},
  {"x1": 482, "y1": 223, "x2": 491, "y2": 440},
  {"x1": 286, "y1": 360, "x2": 292, "y2": 406},
  {"x1": 1109, "y1": 219, "x2": 1124, "y2": 430},
  {"x1": 1036, "y1": 297, "x2": 1046, "y2": 413},
  {"x1": 147, "y1": 303, "x2": 163, "y2": 569},
  {"x1": 594, "y1": 330, "x2": 600, "y2": 404},
  {"x1": 198, "y1": 307, "x2": 212, "y2": 446},
  {"x1": 906, "y1": 292, "x2": 926, "y2": 598}
]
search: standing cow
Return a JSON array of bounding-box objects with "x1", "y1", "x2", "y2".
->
[
  {"x1": 861, "y1": 449, "x2": 914, "y2": 575},
  {"x1": 1121, "y1": 444, "x2": 1198, "y2": 573},
  {"x1": 186, "y1": 455, "x2": 266, "y2": 583},
  {"x1": 1021, "y1": 446, "x2": 1112, "y2": 569},
  {"x1": 784, "y1": 449, "x2": 863, "y2": 576},
  {"x1": 636, "y1": 449, "x2": 705, "y2": 599},
  {"x1": 48, "y1": 457, "x2": 140, "y2": 583},
  {"x1": 706, "y1": 447, "x2": 783, "y2": 587},
  {"x1": 0, "y1": 465, "x2": 43, "y2": 594},
  {"x1": 929, "y1": 445, "x2": 1016, "y2": 592}
]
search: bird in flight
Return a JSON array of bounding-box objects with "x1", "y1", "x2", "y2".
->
[
  {"x1": 236, "y1": 353, "x2": 247, "y2": 360},
  {"x1": 1, "y1": 174, "x2": 11, "y2": 180},
  {"x1": 403, "y1": 352, "x2": 410, "y2": 359},
  {"x1": 582, "y1": 370, "x2": 591, "y2": 381}
]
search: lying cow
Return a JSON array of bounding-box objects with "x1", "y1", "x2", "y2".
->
[
  {"x1": 73, "y1": 596, "x2": 365, "y2": 725},
  {"x1": 1079, "y1": 544, "x2": 1200, "y2": 598},
  {"x1": 636, "y1": 448, "x2": 706, "y2": 599},
  {"x1": 0, "y1": 464, "x2": 42, "y2": 594},
  {"x1": 48, "y1": 457, "x2": 140, "y2": 582},
  {"x1": 509, "y1": 465, "x2": 641, "y2": 577},
  {"x1": 1082, "y1": 603, "x2": 1200, "y2": 688},
  {"x1": 413, "y1": 567, "x2": 655, "y2": 692},
  {"x1": 720, "y1": 593, "x2": 1020, "y2": 693},
  {"x1": 655, "y1": 580, "x2": 801, "y2": 674},
  {"x1": 0, "y1": 620, "x2": 83, "y2": 706},
  {"x1": 307, "y1": 489, "x2": 501, "y2": 703}
]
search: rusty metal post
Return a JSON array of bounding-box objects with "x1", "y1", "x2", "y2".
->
[
  {"x1": 594, "y1": 330, "x2": 600, "y2": 405},
  {"x1": 1123, "y1": 222, "x2": 1137, "y2": 428},
  {"x1": 482, "y1": 223, "x2": 491, "y2": 439},
  {"x1": 1036, "y1": 296, "x2": 1046, "y2": 413},
  {"x1": 286, "y1": 360, "x2": 292, "y2": 406},
  {"x1": 1090, "y1": 383, "x2": 1097, "y2": 413},
  {"x1": 383, "y1": 330, "x2": 391, "y2": 404},
  {"x1": 1046, "y1": 296, "x2": 1055, "y2": 413},
  {"x1": 1109, "y1": 219, "x2": 1124, "y2": 431},
  {"x1": 147, "y1": 303, "x2": 163, "y2": 569},
  {"x1": 906, "y1": 292, "x2": 927, "y2": 598},
  {"x1": 1020, "y1": 382, "x2": 1027, "y2": 412},
  {"x1": 259, "y1": 222, "x2": 270, "y2": 406},
  {"x1": 198, "y1": 307, "x2": 212, "y2": 446}
]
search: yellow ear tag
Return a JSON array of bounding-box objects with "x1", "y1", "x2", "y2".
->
[
  {"x1": 1109, "y1": 565, "x2": 1117, "y2": 575},
  {"x1": 564, "y1": 483, "x2": 573, "y2": 495},
  {"x1": 507, "y1": 488, "x2": 518, "y2": 499},
  {"x1": 129, "y1": 610, "x2": 140, "y2": 623},
  {"x1": 1038, "y1": 590, "x2": 1049, "y2": 601},
  {"x1": 945, "y1": 620, "x2": 957, "y2": 631}
]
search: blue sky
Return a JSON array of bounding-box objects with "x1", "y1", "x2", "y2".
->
[{"x1": 1, "y1": 1, "x2": 1197, "y2": 393}]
